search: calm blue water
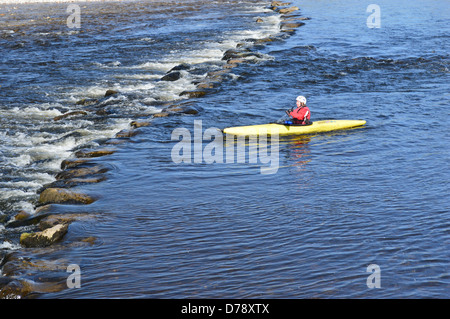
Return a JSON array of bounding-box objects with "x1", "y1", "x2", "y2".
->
[{"x1": 1, "y1": 0, "x2": 449, "y2": 298}]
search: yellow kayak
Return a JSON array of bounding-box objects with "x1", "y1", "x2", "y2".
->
[{"x1": 223, "y1": 120, "x2": 366, "y2": 136}]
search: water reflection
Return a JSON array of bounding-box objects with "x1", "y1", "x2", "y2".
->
[{"x1": 282, "y1": 135, "x2": 312, "y2": 170}]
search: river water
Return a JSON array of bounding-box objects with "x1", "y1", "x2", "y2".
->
[{"x1": 0, "y1": 0, "x2": 449, "y2": 298}]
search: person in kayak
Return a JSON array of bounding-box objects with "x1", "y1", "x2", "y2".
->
[{"x1": 285, "y1": 95, "x2": 311, "y2": 125}]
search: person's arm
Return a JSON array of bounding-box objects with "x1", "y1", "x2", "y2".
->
[
  {"x1": 303, "y1": 109, "x2": 309, "y2": 121},
  {"x1": 286, "y1": 106, "x2": 295, "y2": 118}
]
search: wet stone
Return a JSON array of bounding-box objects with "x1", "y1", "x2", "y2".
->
[
  {"x1": 38, "y1": 188, "x2": 96, "y2": 205},
  {"x1": 161, "y1": 71, "x2": 182, "y2": 81},
  {"x1": 20, "y1": 224, "x2": 69, "y2": 248},
  {"x1": 74, "y1": 149, "x2": 116, "y2": 158}
]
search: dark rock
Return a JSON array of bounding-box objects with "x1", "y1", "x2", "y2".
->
[
  {"x1": 104, "y1": 89, "x2": 118, "y2": 97},
  {"x1": 60, "y1": 158, "x2": 91, "y2": 170},
  {"x1": 222, "y1": 49, "x2": 241, "y2": 60},
  {"x1": 280, "y1": 21, "x2": 305, "y2": 30},
  {"x1": 0, "y1": 280, "x2": 32, "y2": 299},
  {"x1": 55, "y1": 165, "x2": 109, "y2": 180},
  {"x1": 75, "y1": 98, "x2": 98, "y2": 106},
  {"x1": 43, "y1": 176, "x2": 107, "y2": 189},
  {"x1": 161, "y1": 71, "x2": 181, "y2": 81},
  {"x1": 0, "y1": 277, "x2": 14, "y2": 290},
  {"x1": 197, "y1": 82, "x2": 215, "y2": 89},
  {"x1": 254, "y1": 37, "x2": 276, "y2": 45},
  {"x1": 153, "y1": 112, "x2": 170, "y2": 118},
  {"x1": 115, "y1": 129, "x2": 138, "y2": 138},
  {"x1": 0, "y1": 213, "x2": 8, "y2": 224},
  {"x1": 1, "y1": 248, "x2": 9, "y2": 267},
  {"x1": 224, "y1": 63, "x2": 238, "y2": 69},
  {"x1": 207, "y1": 69, "x2": 231, "y2": 77},
  {"x1": 5, "y1": 206, "x2": 53, "y2": 228},
  {"x1": 130, "y1": 120, "x2": 151, "y2": 128},
  {"x1": 281, "y1": 29, "x2": 296, "y2": 35},
  {"x1": 74, "y1": 149, "x2": 116, "y2": 158},
  {"x1": 102, "y1": 138, "x2": 127, "y2": 145},
  {"x1": 53, "y1": 111, "x2": 88, "y2": 121},
  {"x1": 163, "y1": 103, "x2": 200, "y2": 115},
  {"x1": 38, "y1": 214, "x2": 88, "y2": 230},
  {"x1": 168, "y1": 63, "x2": 190, "y2": 72},
  {"x1": 222, "y1": 50, "x2": 263, "y2": 62},
  {"x1": 179, "y1": 90, "x2": 207, "y2": 98},
  {"x1": 241, "y1": 52, "x2": 264, "y2": 59},
  {"x1": 81, "y1": 236, "x2": 97, "y2": 245},
  {"x1": 14, "y1": 211, "x2": 31, "y2": 222},
  {"x1": 95, "y1": 108, "x2": 111, "y2": 116}
]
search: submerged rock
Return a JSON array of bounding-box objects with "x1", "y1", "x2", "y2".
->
[
  {"x1": 38, "y1": 213, "x2": 88, "y2": 230},
  {"x1": 81, "y1": 236, "x2": 97, "y2": 245},
  {"x1": 60, "y1": 158, "x2": 91, "y2": 170},
  {"x1": 115, "y1": 129, "x2": 138, "y2": 138},
  {"x1": 0, "y1": 252, "x2": 70, "y2": 298},
  {"x1": 0, "y1": 279, "x2": 33, "y2": 299},
  {"x1": 75, "y1": 98, "x2": 98, "y2": 106},
  {"x1": 228, "y1": 58, "x2": 245, "y2": 65},
  {"x1": 20, "y1": 224, "x2": 68, "y2": 248},
  {"x1": 6, "y1": 206, "x2": 52, "y2": 228},
  {"x1": 179, "y1": 90, "x2": 207, "y2": 98},
  {"x1": 207, "y1": 69, "x2": 231, "y2": 77},
  {"x1": 0, "y1": 277, "x2": 14, "y2": 290},
  {"x1": 13, "y1": 211, "x2": 31, "y2": 222},
  {"x1": 224, "y1": 63, "x2": 238, "y2": 69},
  {"x1": 102, "y1": 138, "x2": 127, "y2": 145},
  {"x1": 162, "y1": 103, "x2": 200, "y2": 115},
  {"x1": 271, "y1": 1, "x2": 292, "y2": 6},
  {"x1": 74, "y1": 148, "x2": 116, "y2": 158},
  {"x1": 95, "y1": 108, "x2": 112, "y2": 116},
  {"x1": 43, "y1": 176, "x2": 107, "y2": 189},
  {"x1": 53, "y1": 111, "x2": 88, "y2": 121},
  {"x1": 130, "y1": 120, "x2": 152, "y2": 128},
  {"x1": 55, "y1": 165, "x2": 109, "y2": 180},
  {"x1": 222, "y1": 49, "x2": 242, "y2": 60},
  {"x1": 153, "y1": 112, "x2": 170, "y2": 118},
  {"x1": 197, "y1": 82, "x2": 215, "y2": 89}
]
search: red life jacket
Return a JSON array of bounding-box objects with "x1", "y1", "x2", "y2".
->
[{"x1": 289, "y1": 106, "x2": 310, "y2": 124}]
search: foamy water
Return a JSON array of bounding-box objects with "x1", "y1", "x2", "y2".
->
[{"x1": 0, "y1": 0, "x2": 282, "y2": 224}]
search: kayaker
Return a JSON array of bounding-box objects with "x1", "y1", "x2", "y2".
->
[{"x1": 285, "y1": 95, "x2": 311, "y2": 125}]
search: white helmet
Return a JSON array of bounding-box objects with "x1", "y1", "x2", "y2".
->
[{"x1": 296, "y1": 96, "x2": 307, "y2": 104}]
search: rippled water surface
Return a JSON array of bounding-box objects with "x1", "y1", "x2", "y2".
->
[{"x1": 1, "y1": 0, "x2": 449, "y2": 298}]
